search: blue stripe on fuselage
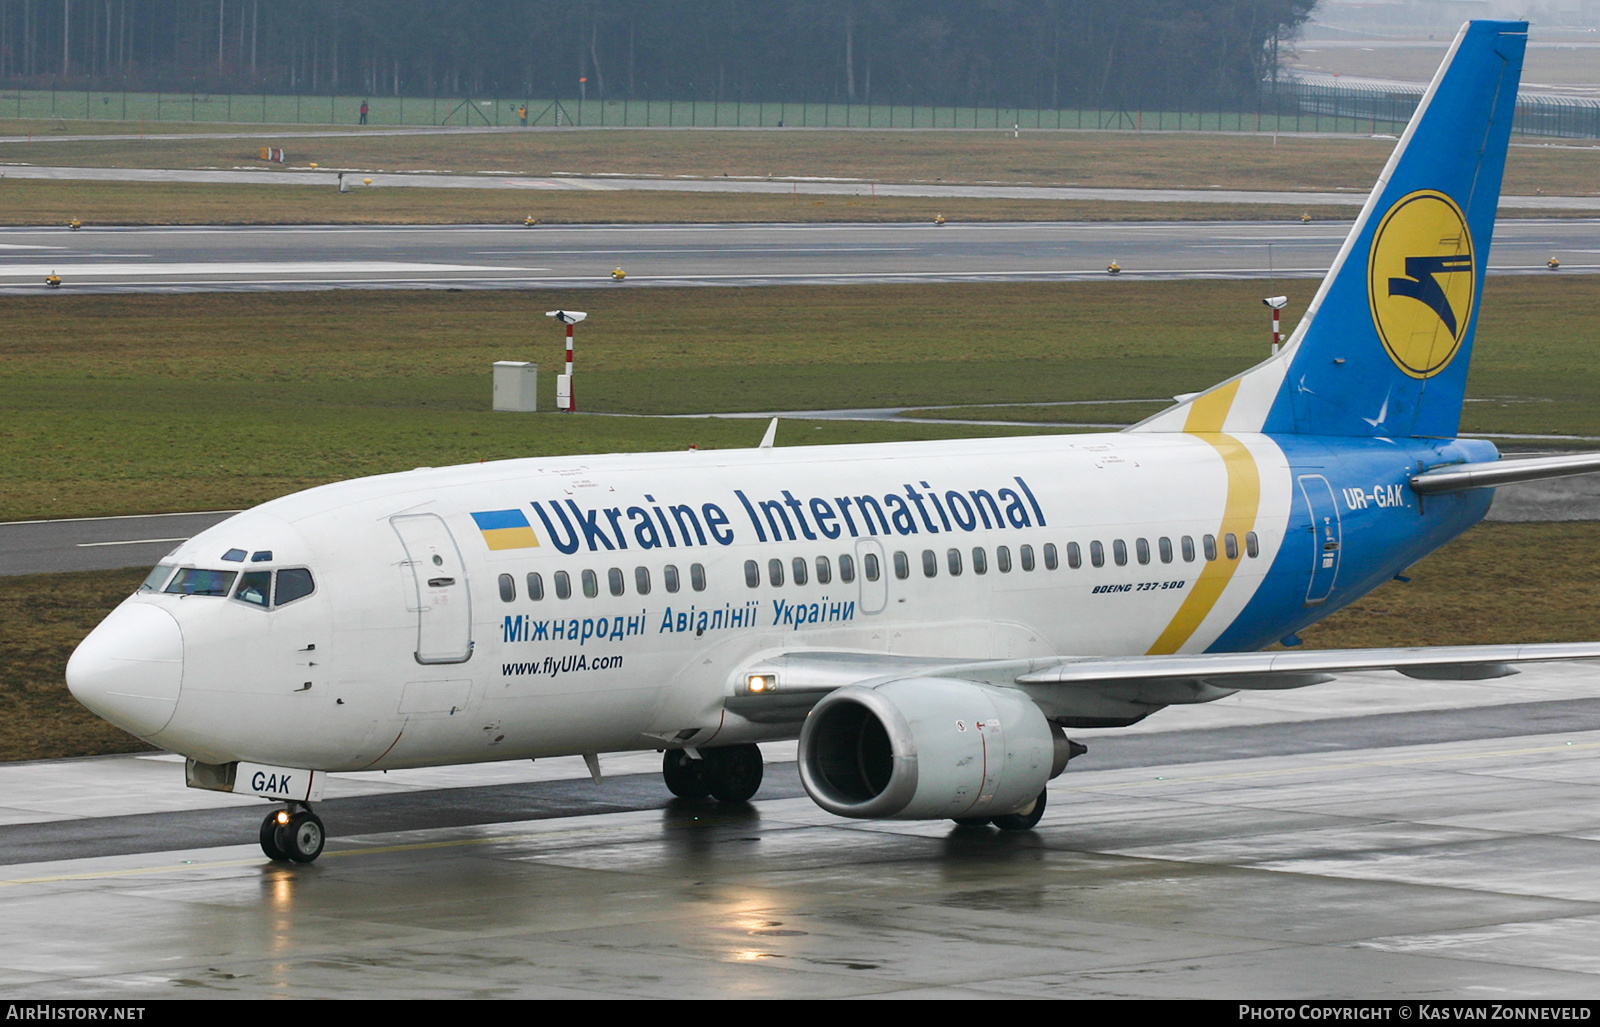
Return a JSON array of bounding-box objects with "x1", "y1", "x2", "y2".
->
[{"x1": 1209, "y1": 434, "x2": 1499, "y2": 652}]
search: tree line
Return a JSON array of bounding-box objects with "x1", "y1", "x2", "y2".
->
[{"x1": 0, "y1": 1, "x2": 1317, "y2": 110}]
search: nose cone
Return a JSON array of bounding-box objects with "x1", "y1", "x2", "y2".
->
[{"x1": 67, "y1": 602, "x2": 184, "y2": 739}]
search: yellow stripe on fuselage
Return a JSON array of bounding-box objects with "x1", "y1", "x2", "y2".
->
[{"x1": 1146, "y1": 381, "x2": 1261, "y2": 655}]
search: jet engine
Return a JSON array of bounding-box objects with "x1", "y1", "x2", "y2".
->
[{"x1": 797, "y1": 677, "x2": 1069, "y2": 821}]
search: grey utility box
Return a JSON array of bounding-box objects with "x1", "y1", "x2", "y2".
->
[{"x1": 493, "y1": 361, "x2": 538, "y2": 412}]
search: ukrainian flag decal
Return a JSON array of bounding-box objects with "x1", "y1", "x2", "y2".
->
[{"x1": 471, "y1": 509, "x2": 540, "y2": 550}]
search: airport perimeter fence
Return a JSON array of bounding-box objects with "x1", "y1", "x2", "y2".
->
[{"x1": 2, "y1": 82, "x2": 1595, "y2": 140}]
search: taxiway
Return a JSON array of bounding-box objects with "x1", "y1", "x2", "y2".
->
[
  {"x1": 0, "y1": 219, "x2": 1595, "y2": 292},
  {"x1": 4, "y1": 665, "x2": 1600, "y2": 997}
]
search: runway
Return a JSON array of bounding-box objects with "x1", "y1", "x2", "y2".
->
[
  {"x1": 1, "y1": 219, "x2": 1596, "y2": 293},
  {"x1": 5, "y1": 665, "x2": 1600, "y2": 997}
]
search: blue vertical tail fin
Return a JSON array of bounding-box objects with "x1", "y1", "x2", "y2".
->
[{"x1": 1133, "y1": 20, "x2": 1527, "y2": 439}]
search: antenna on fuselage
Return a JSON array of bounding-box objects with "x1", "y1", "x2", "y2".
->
[{"x1": 758, "y1": 418, "x2": 778, "y2": 449}]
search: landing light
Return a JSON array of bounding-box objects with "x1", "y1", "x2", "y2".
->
[{"x1": 746, "y1": 674, "x2": 776, "y2": 694}]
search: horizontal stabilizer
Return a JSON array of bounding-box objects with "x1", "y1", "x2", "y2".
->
[{"x1": 1411, "y1": 452, "x2": 1600, "y2": 494}]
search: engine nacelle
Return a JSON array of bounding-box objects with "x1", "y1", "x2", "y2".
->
[{"x1": 798, "y1": 677, "x2": 1064, "y2": 821}]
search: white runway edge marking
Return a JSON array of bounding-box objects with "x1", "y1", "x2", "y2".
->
[
  {"x1": 75, "y1": 537, "x2": 189, "y2": 548},
  {"x1": 0, "y1": 262, "x2": 539, "y2": 278}
]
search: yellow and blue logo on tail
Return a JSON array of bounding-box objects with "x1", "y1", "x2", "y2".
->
[
  {"x1": 1369, "y1": 189, "x2": 1475, "y2": 380},
  {"x1": 472, "y1": 509, "x2": 541, "y2": 550}
]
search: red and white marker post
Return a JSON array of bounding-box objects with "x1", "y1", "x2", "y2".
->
[
  {"x1": 1262, "y1": 296, "x2": 1288, "y2": 356},
  {"x1": 546, "y1": 309, "x2": 587, "y2": 412}
]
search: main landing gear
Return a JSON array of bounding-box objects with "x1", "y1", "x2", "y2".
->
[
  {"x1": 662, "y1": 744, "x2": 764, "y2": 803},
  {"x1": 260, "y1": 803, "x2": 326, "y2": 863}
]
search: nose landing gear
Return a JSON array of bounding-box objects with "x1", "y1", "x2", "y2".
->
[{"x1": 260, "y1": 804, "x2": 326, "y2": 863}]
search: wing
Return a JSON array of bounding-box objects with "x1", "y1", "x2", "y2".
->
[{"x1": 727, "y1": 642, "x2": 1600, "y2": 728}]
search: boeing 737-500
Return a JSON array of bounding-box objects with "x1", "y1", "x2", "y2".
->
[{"x1": 66, "y1": 20, "x2": 1600, "y2": 863}]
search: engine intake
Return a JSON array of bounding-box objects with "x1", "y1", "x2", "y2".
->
[{"x1": 798, "y1": 677, "x2": 1066, "y2": 821}]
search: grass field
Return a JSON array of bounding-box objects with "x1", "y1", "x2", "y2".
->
[
  {"x1": 6, "y1": 128, "x2": 1596, "y2": 195},
  {"x1": 4, "y1": 276, "x2": 1598, "y2": 522},
  {"x1": 2, "y1": 126, "x2": 1592, "y2": 226}
]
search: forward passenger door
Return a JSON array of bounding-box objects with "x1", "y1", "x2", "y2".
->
[{"x1": 391, "y1": 513, "x2": 474, "y2": 664}]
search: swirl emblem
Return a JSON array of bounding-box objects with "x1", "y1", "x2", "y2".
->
[{"x1": 1368, "y1": 190, "x2": 1475, "y2": 379}]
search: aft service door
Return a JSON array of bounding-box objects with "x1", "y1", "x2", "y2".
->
[
  {"x1": 856, "y1": 538, "x2": 888, "y2": 615},
  {"x1": 391, "y1": 513, "x2": 474, "y2": 665},
  {"x1": 1297, "y1": 474, "x2": 1342, "y2": 606}
]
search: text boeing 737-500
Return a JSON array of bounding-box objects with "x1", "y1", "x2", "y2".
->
[{"x1": 66, "y1": 21, "x2": 1600, "y2": 863}]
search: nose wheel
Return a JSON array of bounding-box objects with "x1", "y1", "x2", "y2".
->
[{"x1": 259, "y1": 805, "x2": 326, "y2": 863}]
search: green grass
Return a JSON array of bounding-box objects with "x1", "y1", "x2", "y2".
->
[
  {"x1": 1300, "y1": 522, "x2": 1600, "y2": 650},
  {"x1": 0, "y1": 567, "x2": 154, "y2": 761},
  {"x1": 3, "y1": 276, "x2": 1597, "y2": 521}
]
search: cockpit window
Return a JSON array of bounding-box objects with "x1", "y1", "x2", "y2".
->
[
  {"x1": 165, "y1": 568, "x2": 237, "y2": 596},
  {"x1": 138, "y1": 564, "x2": 177, "y2": 593},
  {"x1": 234, "y1": 571, "x2": 272, "y2": 607},
  {"x1": 226, "y1": 568, "x2": 315, "y2": 609},
  {"x1": 274, "y1": 568, "x2": 316, "y2": 606},
  {"x1": 250, "y1": 550, "x2": 273, "y2": 563},
  {"x1": 222, "y1": 549, "x2": 247, "y2": 563}
]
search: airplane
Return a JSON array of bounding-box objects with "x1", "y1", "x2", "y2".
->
[{"x1": 66, "y1": 20, "x2": 1600, "y2": 864}]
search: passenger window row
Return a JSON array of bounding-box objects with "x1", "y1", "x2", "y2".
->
[
  {"x1": 498, "y1": 530, "x2": 1264, "y2": 601},
  {"x1": 744, "y1": 554, "x2": 862, "y2": 589},
  {"x1": 499, "y1": 563, "x2": 707, "y2": 602},
  {"x1": 742, "y1": 533, "x2": 1261, "y2": 588}
]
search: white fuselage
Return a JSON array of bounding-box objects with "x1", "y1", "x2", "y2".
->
[{"x1": 71, "y1": 428, "x2": 1328, "y2": 773}]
